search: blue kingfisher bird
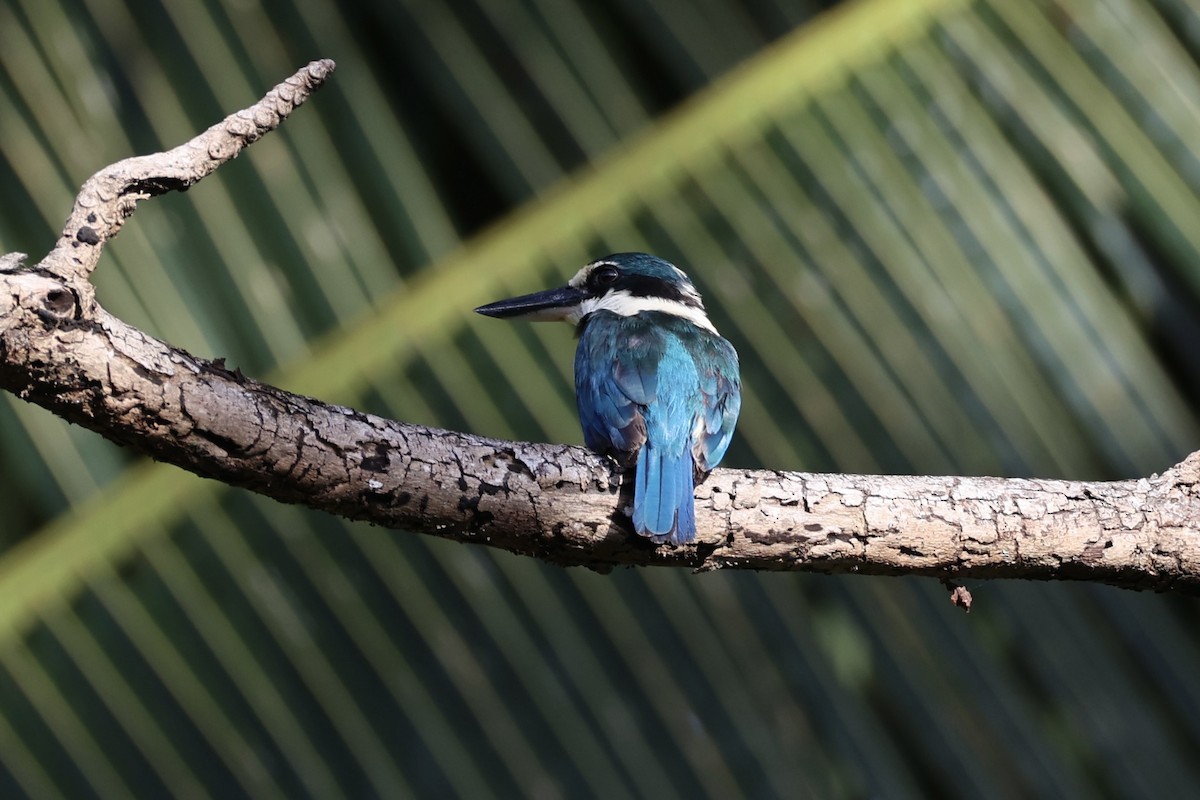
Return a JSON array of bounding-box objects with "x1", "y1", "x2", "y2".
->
[{"x1": 475, "y1": 253, "x2": 741, "y2": 545}]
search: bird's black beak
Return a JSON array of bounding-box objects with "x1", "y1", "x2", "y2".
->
[{"x1": 474, "y1": 284, "x2": 590, "y2": 321}]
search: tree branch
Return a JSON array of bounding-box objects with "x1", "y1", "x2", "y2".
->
[{"x1": 2, "y1": 61, "x2": 1199, "y2": 593}]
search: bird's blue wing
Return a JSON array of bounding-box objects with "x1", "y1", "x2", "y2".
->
[
  {"x1": 574, "y1": 315, "x2": 662, "y2": 459},
  {"x1": 691, "y1": 334, "x2": 741, "y2": 472}
]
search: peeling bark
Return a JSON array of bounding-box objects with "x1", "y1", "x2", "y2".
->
[{"x1": 2, "y1": 61, "x2": 1199, "y2": 593}]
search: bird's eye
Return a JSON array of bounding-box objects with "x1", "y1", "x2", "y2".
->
[{"x1": 592, "y1": 265, "x2": 619, "y2": 288}]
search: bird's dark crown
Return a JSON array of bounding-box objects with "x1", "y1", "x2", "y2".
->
[
  {"x1": 474, "y1": 252, "x2": 716, "y2": 333},
  {"x1": 571, "y1": 253, "x2": 704, "y2": 309}
]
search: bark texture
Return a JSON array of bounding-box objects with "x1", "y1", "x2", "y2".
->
[{"x1": 2, "y1": 61, "x2": 1199, "y2": 592}]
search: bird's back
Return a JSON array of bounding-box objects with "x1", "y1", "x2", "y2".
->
[{"x1": 574, "y1": 311, "x2": 740, "y2": 542}]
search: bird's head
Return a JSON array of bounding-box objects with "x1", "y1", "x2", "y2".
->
[{"x1": 475, "y1": 252, "x2": 716, "y2": 333}]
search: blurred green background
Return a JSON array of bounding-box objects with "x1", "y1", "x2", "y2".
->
[{"x1": 2, "y1": 0, "x2": 1200, "y2": 796}]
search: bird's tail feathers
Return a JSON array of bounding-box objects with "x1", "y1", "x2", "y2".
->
[{"x1": 633, "y1": 445, "x2": 696, "y2": 545}]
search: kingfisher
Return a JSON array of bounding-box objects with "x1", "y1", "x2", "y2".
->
[{"x1": 475, "y1": 253, "x2": 741, "y2": 545}]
